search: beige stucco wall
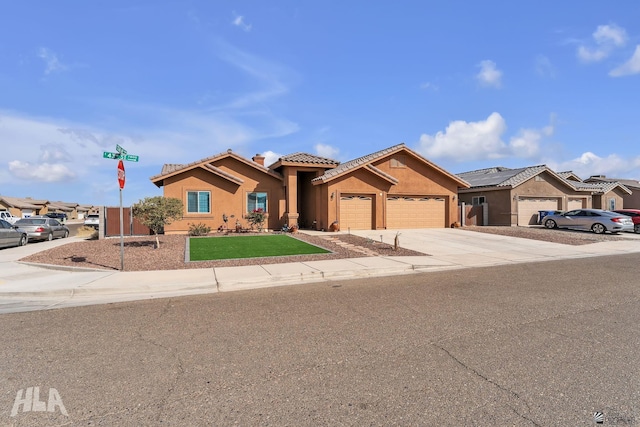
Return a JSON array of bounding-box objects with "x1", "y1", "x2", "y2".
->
[{"x1": 460, "y1": 171, "x2": 596, "y2": 226}]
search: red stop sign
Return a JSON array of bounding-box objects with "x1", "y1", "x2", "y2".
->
[{"x1": 117, "y1": 159, "x2": 125, "y2": 189}]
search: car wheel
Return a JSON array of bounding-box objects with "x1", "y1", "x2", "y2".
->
[
  {"x1": 544, "y1": 219, "x2": 557, "y2": 229},
  {"x1": 635, "y1": 224, "x2": 640, "y2": 234},
  {"x1": 63, "y1": 230, "x2": 69, "y2": 238},
  {"x1": 592, "y1": 223, "x2": 605, "y2": 234},
  {"x1": 19, "y1": 235, "x2": 27, "y2": 246},
  {"x1": 47, "y1": 232, "x2": 54, "y2": 241}
]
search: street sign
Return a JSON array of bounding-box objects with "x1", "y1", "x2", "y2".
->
[
  {"x1": 123, "y1": 154, "x2": 139, "y2": 162},
  {"x1": 117, "y1": 160, "x2": 125, "y2": 189},
  {"x1": 116, "y1": 144, "x2": 127, "y2": 155},
  {"x1": 103, "y1": 151, "x2": 120, "y2": 159}
]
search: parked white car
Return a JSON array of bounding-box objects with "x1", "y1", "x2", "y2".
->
[{"x1": 0, "y1": 211, "x2": 19, "y2": 224}]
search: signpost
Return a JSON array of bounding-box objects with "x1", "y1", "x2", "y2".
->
[{"x1": 102, "y1": 145, "x2": 140, "y2": 271}]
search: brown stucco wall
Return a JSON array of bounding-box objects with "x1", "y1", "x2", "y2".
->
[
  {"x1": 161, "y1": 159, "x2": 285, "y2": 234},
  {"x1": 623, "y1": 187, "x2": 640, "y2": 208}
]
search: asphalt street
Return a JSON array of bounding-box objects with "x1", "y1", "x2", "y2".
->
[{"x1": 1, "y1": 253, "x2": 639, "y2": 426}]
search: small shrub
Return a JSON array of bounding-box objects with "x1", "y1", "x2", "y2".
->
[
  {"x1": 188, "y1": 223, "x2": 212, "y2": 236},
  {"x1": 246, "y1": 208, "x2": 266, "y2": 231}
]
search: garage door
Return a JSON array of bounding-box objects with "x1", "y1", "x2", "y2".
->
[
  {"x1": 517, "y1": 198, "x2": 560, "y2": 226},
  {"x1": 387, "y1": 196, "x2": 446, "y2": 229},
  {"x1": 567, "y1": 198, "x2": 584, "y2": 210},
  {"x1": 340, "y1": 195, "x2": 373, "y2": 230}
]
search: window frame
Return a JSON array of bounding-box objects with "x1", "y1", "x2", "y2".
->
[
  {"x1": 247, "y1": 191, "x2": 268, "y2": 213},
  {"x1": 186, "y1": 190, "x2": 211, "y2": 214}
]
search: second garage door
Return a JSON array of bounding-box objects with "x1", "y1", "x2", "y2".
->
[
  {"x1": 340, "y1": 195, "x2": 373, "y2": 230},
  {"x1": 386, "y1": 196, "x2": 446, "y2": 229},
  {"x1": 517, "y1": 198, "x2": 560, "y2": 226}
]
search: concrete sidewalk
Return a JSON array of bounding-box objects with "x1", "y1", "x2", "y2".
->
[{"x1": 1, "y1": 229, "x2": 640, "y2": 313}]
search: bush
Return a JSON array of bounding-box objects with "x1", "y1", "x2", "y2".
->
[
  {"x1": 246, "y1": 208, "x2": 267, "y2": 231},
  {"x1": 188, "y1": 223, "x2": 212, "y2": 236}
]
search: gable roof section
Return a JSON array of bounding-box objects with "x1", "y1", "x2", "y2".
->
[
  {"x1": 269, "y1": 152, "x2": 339, "y2": 169},
  {"x1": 556, "y1": 171, "x2": 583, "y2": 182},
  {"x1": 585, "y1": 175, "x2": 640, "y2": 190},
  {"x1": 0, "y1": 196, "x2": 47, "y2": 209},
  {"x1": 312, "y1": 143, "x2": 469, "y2": 187},
  {"x1": 458, "y1": 165, "x2": 581, "y2": 191},
  {"x1": 573, "y1": 181, "x2": 632, "y2": 195},
  {"x1": 150, "y1": 149, "x2": 282, "y2": 187}
]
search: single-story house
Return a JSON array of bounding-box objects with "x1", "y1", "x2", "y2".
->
[
  {"x1": 0, "y1": 196, "x2": 48, "y2": 218},
  {"x1": 457, "y1": 165, "x2": 631, "y2": 226},
  {"x1": 150, "y1": 143, "x2": 470, "y2": 234},
  {"x1": 583, "y1": 175, "x2": 640, "y2": 209}
]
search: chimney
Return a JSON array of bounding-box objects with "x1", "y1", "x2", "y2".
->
[{"x1": 252, "y1": 154, "x2": 265, "y2": 166}]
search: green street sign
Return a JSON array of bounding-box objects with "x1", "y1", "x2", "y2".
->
[
  {"x1": 123, "y1": 154, "x2": 139, "y2": 162},
  {"x1": 103, "y1": 151, "x2": 121, "y2": 159},
  {"x1": 116, "y1": 144, "x2": 127, "y2": 155}
]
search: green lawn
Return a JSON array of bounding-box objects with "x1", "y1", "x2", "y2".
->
[{"x1": 189, "y1": 234, "x2": 330, "y2": 261}]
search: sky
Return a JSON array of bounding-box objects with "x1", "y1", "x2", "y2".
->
[{"x1": 1, "y1": 1, "x2": 639, "y2": 207}]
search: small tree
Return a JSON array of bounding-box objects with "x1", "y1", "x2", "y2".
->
[{"x1": 132, "y1": 196, "x2": 183, "y2": 249}]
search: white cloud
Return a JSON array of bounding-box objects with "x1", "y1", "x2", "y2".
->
[
  {"x1": 261, "y1": 150, "x2": 283, "y2": 167},
  {"x1": 593, "y1": 24, "x2": 627, "y2": 47},
  {"x1": 550, "y1": 151, "x2": 640, "y2": 179},
  {"x1": 37, "y1": 47, "x2": 67, "y2": 74},
  {"x1": 315, "y1": 143, "x2": 340, "y2": 160},
  {"x1": 417, "y1": 113, "x2": 507, "y2": 161},
  {"x1": 577, "y1": 24, "x2": 627, "y2": 63},
  {"x1": 419, "y1": 82, "x2": 438, "y2": 91},
  {"x1": 9, "y1": 160, "x2": 76, "y2": 182},
  {"x1": 609, "y1": 45, "x2": 640, "y2": 77},
  {"x1": 475, "y1": 60, "x2": 502, "y2": 88},
  {"x1": 535, "y1": 55, "x2": 556, "y2": 78},
  {"x1": 417, "y1": 113, "x2": 556, "y2": 162},
  {"x1": 232, "y1": 14, "x2": 252, "y2": 32}
]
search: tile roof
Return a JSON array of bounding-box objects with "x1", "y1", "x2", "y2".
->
[
  {"x1": 312, "y1": 144, "x2": 405, "y2": 183},
  {"x1": 457, "y1": 166, "x2": 536, "y2": 188},
  {"x1": 150, "y1": 149, "x2": 282, "y2": 186},
  {"x1": 202, "y1": 164, "x2": 244, "y2": 185},
  {"x1": 0, "y1": 196, "x2": 45, "y2": 209},
  {"x1": 276, "y1": 152, "x2": 339, "y2": 165},
  {"x1": 585, "y1": 176, "x2": 640, "y2": 189}
]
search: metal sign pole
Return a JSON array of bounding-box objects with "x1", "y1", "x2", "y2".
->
[{"x1": 119, "y1": 188, "x2": 124, "y2": 271}]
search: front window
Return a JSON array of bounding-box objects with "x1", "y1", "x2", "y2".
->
[
  {"x1": 247, "y1": 192, "x2": 267, "y2": 212},
  {"x1": 187, "y1": 191, "x2": 210, "y2": 213}
]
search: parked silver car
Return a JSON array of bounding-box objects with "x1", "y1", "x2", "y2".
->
[
  {"x1": 13, "y1": 217, "x2": 70, "y2": 241},
  {"x1": 543, "y1": 209, "x2": 634, "y2": 234},
  {"x1": 0, "y1": 219, "x2": 28, "y2": 248},
  {"x1": 84, "y1": 214, "x2": 100, "y2": 230}
]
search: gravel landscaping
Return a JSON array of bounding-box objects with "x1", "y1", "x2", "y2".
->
[
  {"x1": 19, "y1": 232, "x2": 425, "y2": 272},
  {"x1": 19, "y1": 226, "x2": 630, "y2": 272}
]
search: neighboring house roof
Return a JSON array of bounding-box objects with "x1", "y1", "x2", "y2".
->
[
  {"x1": 458, "y1": 165, "x2": 562, "y2": 189},
  {"x1": 311, "y1": 143, "x2": 469, "y2": 187},
  {"x1": 0, "y1": 196, "x2": 46, "y2": 209},
  {"x1": 47, "y1": 202, "x2": 75, "y2": 212},
  {"x1": 150, "y1": 149, "x2": 283, "y2": 187},
  {"x1": 269, "y1": 152, "x2": 339, "y2": 169},
  {"x1": 585, "y1": 175, "x2": 640, "y2": 190},
  {"x1": 556, "y1": 171, "x2": 583, "y2": 182},
  {"x1": 573, "y1": 181, "x2": 632, "y2": 195},
  {"x1": 458, "y1": 165, "x2": 632, "y2": 195}
]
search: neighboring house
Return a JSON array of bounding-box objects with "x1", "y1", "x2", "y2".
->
[
  {"x1": 583, "y1": 175, "x2": 640, "y2": 209},
  {"x1": 0, "y1": 196, "x2": 47, "y2": 218},
  {"x1": 150, "y1": 144, "x2": 469, "y2": 234},
  {"x1": 47, "y1": 201, "x2": 77, "y2": 219},
  {"x1": 457, "y1": 165, "x2": 631, "y2": 226}
]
